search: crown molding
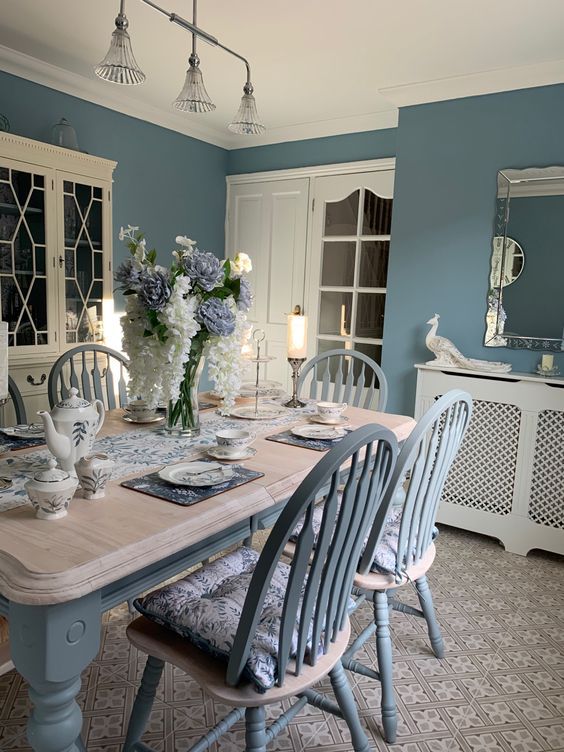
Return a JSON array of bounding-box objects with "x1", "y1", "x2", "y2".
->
[{"x1": 380, "y1": 58, "x2": 564, "y2": 108}]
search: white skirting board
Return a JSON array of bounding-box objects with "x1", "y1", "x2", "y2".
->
[{"x1": 415, "y1": 364, "x2": 564, "y2": 556}]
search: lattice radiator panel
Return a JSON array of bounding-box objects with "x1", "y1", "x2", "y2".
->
[
  {"x1": 529, "y1": 410, "x2": 564, "y2": 529},
  {"x1": 441, "y1": 399, "x2": 520, "y2": 515}
]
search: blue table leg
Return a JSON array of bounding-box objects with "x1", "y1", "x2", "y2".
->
[{"x1": 9, "y1": 591, "x2": 102, "y2": 752}]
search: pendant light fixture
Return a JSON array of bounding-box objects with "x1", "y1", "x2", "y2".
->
[
  {"x1": 173, "y1": 0, "x2": 215, "y2": 112},
  {"x1": 95, "y1": 0, "x2": 265, "y2": 135},
  {"x1": 95, "y1": 0, "x2": 146, "y2": 85}
]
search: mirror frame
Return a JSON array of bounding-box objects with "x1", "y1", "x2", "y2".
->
[{"x1": 484, "y1": 166, "x2": 564, "y2": 351}]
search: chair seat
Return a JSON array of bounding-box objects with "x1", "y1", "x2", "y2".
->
[
  {"x1": 134, "y1": 546, "x2": 332, "y2": 693},
  {"x1": 127, "y1": 615, "x2": 350, "y2": 706},
  {"x1": 353, "y1": 542, "x2": 436, "y2": 591}
]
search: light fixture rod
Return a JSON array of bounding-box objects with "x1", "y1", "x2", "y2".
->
[{"x1": 139, "y1": 0, "x2": 252, "y2": 83}]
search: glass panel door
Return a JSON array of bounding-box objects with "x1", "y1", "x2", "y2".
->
[
  {"x1": 60, "y1": 178, "x2": 105, "y2": 344},
  {"x1": 0, "y1": 163, "x2": 52, "y2": 350},
  {"x1": 309, "y1": 171, "x2": 394, "y2": 369}
]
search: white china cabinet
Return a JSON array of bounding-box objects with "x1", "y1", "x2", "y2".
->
[
  {"x1": 415, "y1": 363, "x2": 564, "y2": 556},
  {"x1": 0, "y1": 133, "x2": 116, "y2": 418}
]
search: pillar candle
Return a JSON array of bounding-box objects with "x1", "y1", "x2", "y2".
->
[
  {"x1": 0, "y1": 321, "x2": 8, "y2": 400},
  {"x1": 541, "y1": 354, "x2": 554, "y2": 371},
  {"x1": 287, "y1": 314, "x2": 308, "y2": 359}
]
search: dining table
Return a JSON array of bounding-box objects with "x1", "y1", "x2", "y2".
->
[{"x1": 0, "y1": 401, "x2": 416, "y2": 752}]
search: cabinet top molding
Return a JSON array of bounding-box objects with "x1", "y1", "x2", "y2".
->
[
  {"x1": 415, "y1": 362, "x2": 564, "y2": 386},
  {"x1": 0, "y1": 131, "x2": 117, "y2": 179}
]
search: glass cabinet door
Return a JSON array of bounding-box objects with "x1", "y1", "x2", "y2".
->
[
  {"x1": 0, "y1": 162, "x2": 52, "y2": 350},
  {"x1": 314, "y1": 176, "x2": 393, "y2": 367},
  {"x1": 60, "y1": 176, "x2": 106, "y2": 344}
]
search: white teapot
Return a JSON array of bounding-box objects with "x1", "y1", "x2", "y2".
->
[{"x1": 38, "y1": 388, "x2": 105, "y2": 475}]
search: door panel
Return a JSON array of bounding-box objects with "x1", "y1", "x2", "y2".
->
[{"x1": 226, "y1": 179, "x2": 309, "y2": 390}]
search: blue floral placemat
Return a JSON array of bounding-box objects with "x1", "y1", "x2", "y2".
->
[
  {"x1": 266, "y1": 428, "x2": 352, "y2": 452},
  {"x1": 121, "y1": 464, "x2": 265, "y2": 506},
  {"x1": 0, "y1": 436, "x2": 46, "y2": 452}
]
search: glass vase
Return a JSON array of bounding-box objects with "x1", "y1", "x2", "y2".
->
[{"x1": 165, "y1": 357, "x2": 204, "y2": 437}]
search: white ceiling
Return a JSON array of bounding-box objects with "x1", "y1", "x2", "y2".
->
[{"x1": 1, "y1": 0, "x2": 564, "y2": 149}]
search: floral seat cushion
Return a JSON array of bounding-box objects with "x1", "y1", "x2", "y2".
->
[
  {"x1": 290, "y1": 498, "x2": 438, "y2": 576},
  {"x1": 135, "y1": 547, "x2": 308, "y2": 692}
]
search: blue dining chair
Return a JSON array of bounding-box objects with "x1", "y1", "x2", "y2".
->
[
  {"x1": 297, "y1": 348, "x2": 388, "y2": 412},
  {"x1": 7, "y1": 376, "x2": 26, "y2": 426},
  {"x1": 343, "y1": 389, "x2": 473, "y2": 743},
  {"x1": 48, "y1": 344, "x2": 129, "y2": 409},
  {"x1": 123, "y1": 423, "x2": 399, "y2": 752}
]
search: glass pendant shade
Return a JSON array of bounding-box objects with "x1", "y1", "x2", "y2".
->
[
  {"x1": 228, "y1": 91, "x2": 265, "y2": 135},
  {"x1": 173, "y1": 57, "x2": 216, "y2": 113},
  {"x1": 95, "y1": 27, "x2": 146, "y2": 85}
]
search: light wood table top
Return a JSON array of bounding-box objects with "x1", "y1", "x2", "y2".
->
[{"x1": 0, "y1": 407, "x2": 416, "y2": 605}]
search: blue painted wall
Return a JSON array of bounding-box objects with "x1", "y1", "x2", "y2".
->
[
  {"x1": 227, "y1": 128, "x2": 397, "y2": 174},
  {"x1": 0, "y1": 71, "x2": 227, "y2": 278},
  {"x1": 386, "y1": 84, "x2": 564, "y2": 413}
]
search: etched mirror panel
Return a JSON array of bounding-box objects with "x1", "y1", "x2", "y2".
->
[
  {"x1": 63, "y1": 180, "x2": 104, "y2": 344},
  {"x1": 485, "y1": 167, "x2": 564, "y2": 350},
  {"x1": 0, "y1": 167, "x2": 48, "y2": 347}
]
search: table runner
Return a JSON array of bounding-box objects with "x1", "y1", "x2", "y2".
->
[{"x1": 0, "y1": 401, "x2": 317, "y2": 512}]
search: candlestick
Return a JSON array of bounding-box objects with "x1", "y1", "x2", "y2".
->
[{"x1": 284, "y1": 357, "x2": 306, "y2": 408}]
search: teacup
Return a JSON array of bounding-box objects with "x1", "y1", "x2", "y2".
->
[
  {"x1": 215, "y1": 429, "x2": 255, "y2": 456},
  {"x1": 316, "y1": 401, "x2": 348, "y2": 420},
  {"x1": 124, "y1": 400, "x2": 156, "y2": 422}
]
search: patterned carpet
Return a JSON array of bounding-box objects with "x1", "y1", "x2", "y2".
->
[{"x1": 0, "y1": 525, "x2": 563, "y2": 751}]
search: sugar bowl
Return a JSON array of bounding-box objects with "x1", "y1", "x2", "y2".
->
[{"x1": 25, "y1": 458, "x2": 79, "y2": 520}]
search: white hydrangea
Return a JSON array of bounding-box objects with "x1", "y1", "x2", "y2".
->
[
  {"x1": 206, "y1": 305, "x2": 248, "y2": 414},
  {"x1": 231, "y1": 251, "x2": 252, "y2": 276}
]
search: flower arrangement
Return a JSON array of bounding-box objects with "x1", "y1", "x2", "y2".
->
[{"x1": 115, "y1": 226, "x2": 252, "y2": 433}]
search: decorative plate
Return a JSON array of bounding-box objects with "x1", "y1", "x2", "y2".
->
[
  {"x1": 207, "y1": 446, "x2": 257, "y2": 461},
  {"x1": 309, "y1": 415, "x2": 350, "y2": 426},
  {"x1": 239, "y1": 380, "x2": 283, "y2": 398},
  {"x1": 1, "y1": 425, "x2": 45, "y2": 439},
  {"x1": 122, "y1": 414, "x2": 164, "y2": 424},
  {"x1": 291, "y1": 424, "x2": 347, "y2": 440},
  {"x1": 229, "y1": 404, "x2": 288, "y2": 421},
  {"x1": 158, "y1": 461, "x2": 233, "y2": 487}
]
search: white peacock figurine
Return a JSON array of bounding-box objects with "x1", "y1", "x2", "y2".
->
[{"x1": 425, "y1": 314, "x2": 512, "y2": 373}]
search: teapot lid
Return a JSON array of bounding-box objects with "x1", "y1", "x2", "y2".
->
[
  {"x1": 33, "y1": 458, "x2": 70, "y2": 483},
  {"x1": 56, "y1": 387, "x2": 90, "y2": 409}
]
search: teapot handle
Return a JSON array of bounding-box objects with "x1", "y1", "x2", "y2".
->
[{"x1": 93, "y1": 399, "x2": 105, "y2": 435}]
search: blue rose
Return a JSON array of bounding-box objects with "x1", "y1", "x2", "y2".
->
[
  {"x1": 115, "y1": 258, "x2": 142, "y2": 290},
  {"x1": 197, "y1": 298, "x2": 236, "y2": 336},
  {"x1": 137, "y1": 269, "x2": 171, "y2": 312},
  {"x1": 182, "y1": 250, "x2": 224, "y2": 292}
]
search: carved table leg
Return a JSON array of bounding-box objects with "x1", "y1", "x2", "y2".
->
[{"x1": 9, "y1": 591, "x2": 102, "y2": 752}]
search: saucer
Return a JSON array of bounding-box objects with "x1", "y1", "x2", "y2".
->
[
  {"x1": 207, "y1": 446, "x2": 257, "y2": 461},
  {"x1": 123, "y1": 414, "x2": 164, "y2": 424},
  {"x1": 1, "y1": 425, "x2": 45, "y2": 439},
  {"x1": 309, "y1": 415, "x2": 350, "y2": 426},
  {"x1": 158, "y1": 461, "x2": 232, "y2": 487},
  {"x1": 291, "y1": 424, "x2": 346, "y2": 440}
]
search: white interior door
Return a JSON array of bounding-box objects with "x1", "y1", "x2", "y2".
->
[
  {"x1": 226, "y1": 178, "x2": 309, "y2": 390},
  {"x1": 305, "y1": 171, "x2": 395, "y2": 367}
]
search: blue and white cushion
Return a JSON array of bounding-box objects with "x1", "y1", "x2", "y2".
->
[{"x1": 135, "y1": 547, "x2": 307, "y2": 692}]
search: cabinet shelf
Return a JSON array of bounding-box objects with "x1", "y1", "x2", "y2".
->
[
  {"x1": 64, "y1": 239, "x2": 102, "y2": 249},
  {"x1": 0, "y1": 202, "x2": 43, "y2": 216}
]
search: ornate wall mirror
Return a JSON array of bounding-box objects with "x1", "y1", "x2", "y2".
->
[{"x1": 485, "y1": 167, "x2": 564, "y2": 351}]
